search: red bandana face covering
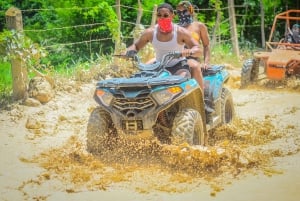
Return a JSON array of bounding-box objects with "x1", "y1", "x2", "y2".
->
[{"x1": 157, "y1": 18, "x2": 172, "y2": 33}]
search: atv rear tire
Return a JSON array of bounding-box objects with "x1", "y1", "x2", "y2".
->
[
  {"x1": 221, "y1": 87, "x2": 235, "y2": 124},
  {"x1": 86, "y1": 107, "x2": 117, "y2": 154},
  {"x1": 240, "y1": 58, "x2": 260, "y2": 88},
  {"x1": 171, "y1": 108, "x2": 205, "y2": 145}
]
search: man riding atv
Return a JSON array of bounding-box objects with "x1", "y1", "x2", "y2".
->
[
  {"x1": 85, "y1": 3, "x2": 234, "y2": 153},
  {"x1": 125, "y1": 3, "x2": 201, "y2": 77}
]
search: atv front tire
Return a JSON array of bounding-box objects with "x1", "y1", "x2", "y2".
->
[
  {"x1": 240, "y1": 58, "x2": 260, "y2": 88},
  {"x1": 86, "y1": 107, "x2": 117, "y2": 154},
  {"x1": 221, "y1": 87, "x2": 235, "y2": 124},
  {"x1": 171, "y1": 108, "x2": 205, "y2": 145}
]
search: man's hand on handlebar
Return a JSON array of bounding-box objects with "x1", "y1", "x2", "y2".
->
[
  {"x1": 181, "y1": 49, "x2": 194, "y2": 57},
  {"x1": 167, "y1": 49, "x2": 194, "y2": 58},
  {"x1": 125, "y1": 50, "x2": 137, "y2": 58},
  {"x1": 113, "y1": 50, "x2": 137, "y2": 60}
]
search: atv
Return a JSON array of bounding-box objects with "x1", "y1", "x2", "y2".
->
[
  {"x1": 86, "y1": 51, "x2": 234, "y2": 153},
  {"x1": 241, "y1": 9, "x2": 300, "y2": 88}
]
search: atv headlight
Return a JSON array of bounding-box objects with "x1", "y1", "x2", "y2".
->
[
  {"x1": 95, "y1": 89, "x2": 113, "y2": 106},
  {"x1": 152, "y1": 86, "x2": 183, "y2": 105}
]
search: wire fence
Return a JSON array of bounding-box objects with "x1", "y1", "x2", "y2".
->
[{"x1": 0, "y1": 4, "x2": 268, "y2": 60}]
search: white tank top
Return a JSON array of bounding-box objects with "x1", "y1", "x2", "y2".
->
[{"x1": 152, "y1": 24, "x2": 184, "y2": 62}]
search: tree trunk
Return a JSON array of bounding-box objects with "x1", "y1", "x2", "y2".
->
[
  {"x1": 151, "y1": 5, "x2": 158, "y2": 27},
  {"x1": 114, "y1": 0, "x2": 121, "y2": 53},
  {"x1": 241, "y1": 4, "x2": 248, "y2": 41},
  {"x1": 260, "y1": 0, "x2": 266, "y2": 48},
  {"x1": 211, "y1": 10, "x2": 221, "y2": 48},
  {"x1": 211, "y1": 0, "x2": 222, "y2": 48},
  {"x1": 228, "y1": 0, "x2": 240, "y2": 57},
  {"x1": 5, "y1": 7, "x2": 28, "y2": 101},
  {"x1": 136, "y1": 0, "x2": 143, "y2": 25}
]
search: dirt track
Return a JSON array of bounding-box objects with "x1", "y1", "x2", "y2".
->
[{"x1": 0, "y1": 71, "x2": 300, "y2": 201}]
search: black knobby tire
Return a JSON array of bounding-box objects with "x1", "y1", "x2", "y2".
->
[
  {"x1": 240, "y1": 58, "x2": 260, "y2": 88},
  {"x1": 171, "y1": 108, "x2": 205, "y2": 145},
  {"x1": 221, "y1": 87, "x2": 235, "y2": 124},
  {"x1": 86, "y1": 107, "x2": 117, "y2": 154}
]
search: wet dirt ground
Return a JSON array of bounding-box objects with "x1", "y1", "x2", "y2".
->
[{"x1": 0, "y1": 72, "x2": 300, "y2": 201}]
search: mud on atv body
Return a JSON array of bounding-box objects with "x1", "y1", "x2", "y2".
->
[
  {"x1": 87, "y1": 52, "x2": 234, "y2": 153},
  {"x1": 241, "y1": 10, "x2": 300, "y2": 88}
]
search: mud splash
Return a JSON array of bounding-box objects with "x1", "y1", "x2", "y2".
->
[
  {"x1": 227, "y1": 70, "x2": 300, "y2": 92},
  {"x1": 18, "y1": 115, "x2": 295, "y2": 197}
]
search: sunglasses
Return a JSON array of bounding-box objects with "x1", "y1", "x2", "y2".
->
[{"x1": 157, "y1": 13, "x2": 171, "y2": 18}]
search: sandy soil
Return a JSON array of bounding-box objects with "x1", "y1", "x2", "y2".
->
[{"x1": 0, "y1": 71, "x2": 300, "y2": 201}]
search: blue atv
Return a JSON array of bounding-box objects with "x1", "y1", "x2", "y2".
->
[{"x1": 87, "y1": 51, "x2": 234, "y2": 153}]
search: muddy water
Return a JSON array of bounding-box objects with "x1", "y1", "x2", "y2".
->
[
  {"x1": 217, "y1": 153, "x2": 300, "y2": 201},
  {"x1": 2, "y1": 78, "x2": 300, "y2": 201},
  {"x1": 20, "y1": 113, "x2": 298, "y2": 200}
]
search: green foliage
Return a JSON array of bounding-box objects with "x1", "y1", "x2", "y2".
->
[
  {"x1": 0, "y1": 62, "x2": 12, "y2": 107},
  {"x1": 1, "y1": 0, "x2": 299, "y2": 84},
  {"x1": 211, "y1": 44, "x2": 242, "y2": 67},
  {"x1": 0, "y1": 0, "x2": 14, "y2": 31},
  {"x1": 0, "y1": 62, "x2": 12, "y2": 88},
  {"x1": 21, "y1": 1, "x2": 119, "y2": 69},
  {"x1": 0, "y1": 30, "x2": 11, "y2": 59},
  {"x1": 2, "y1": 30, "x2": 47, "y2": 72},
  {"x1": 141, "y1": 0, "x2": 163, "y2": 25},
  {"x1": 0, "y1": 29, "x2": 49, "y2": 105}
]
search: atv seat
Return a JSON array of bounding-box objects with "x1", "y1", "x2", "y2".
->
[
  {"x1": 131, "y1": 71, "x2": 158, "y2": 78},
  {"x1": 138, "y1": 62, "x2": 161, "y2": 71},
  {"x1": 203, "y1": 65, "x2": 225, "y2": 76}
]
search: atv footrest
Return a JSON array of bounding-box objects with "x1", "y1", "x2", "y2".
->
[{"x1": 203, "y1": 65, "x2": 225, "y2": 76}]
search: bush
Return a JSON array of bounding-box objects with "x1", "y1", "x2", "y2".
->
[{"x1": 0, "y1": 62, "x2": 12, "y2": 107}]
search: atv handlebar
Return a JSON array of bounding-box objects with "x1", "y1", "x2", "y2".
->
[
  {"x1": 166, "y1": 51, "x2": 182, "y2": 59},
  {"x1": 113, "y1": 51, "x2": 183, "y2": 71}
]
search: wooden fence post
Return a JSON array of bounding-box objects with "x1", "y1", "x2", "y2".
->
[
  {"x1": 5, "y1": 7, "x2": 28, "y2": 101},
  {"x1": 151, "y1": 5, "x2": 157, "y2": 27},
  {"x1": 136, "y1": 0, "x2": 143, "y2": 25},
  {"x1": 228, "y1": 0, "x2": 240, "y2": 57}
]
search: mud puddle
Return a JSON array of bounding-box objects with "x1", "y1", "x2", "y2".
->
[{"x1": 18, "y1": 116, "x2": 298, "y2": 199}]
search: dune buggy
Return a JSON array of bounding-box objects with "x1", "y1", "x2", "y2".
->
[
  {"x1": 87, "y1": 51, "x2": 234, "y2": 153},
  {"x1": 241, "y1": 9, "x2": 300, "y2": 88}
]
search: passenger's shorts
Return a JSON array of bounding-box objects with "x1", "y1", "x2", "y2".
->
[{"x1": 165, "y1": 59, "x2": 191, "y2": 77}]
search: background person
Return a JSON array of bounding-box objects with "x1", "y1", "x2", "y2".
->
[{"x1": 287, "y1": 24, "x2": 300, "y2": 44}]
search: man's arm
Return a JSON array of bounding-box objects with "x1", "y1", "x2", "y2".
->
[{"x1": 126, "y1": 28, "x2": 153, "y2": 52}]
